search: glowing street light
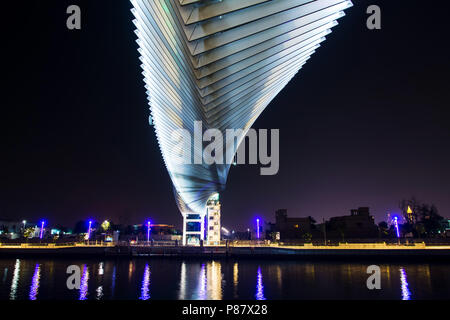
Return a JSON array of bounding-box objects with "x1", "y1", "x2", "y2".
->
[
  {"x1": 147, "y1": 221, "x2": 152, "y2": 243},
  {"x1": 256, "y1": 219, "x2": 260, "y2": 240},
  {"x1": 22, "y1": 220, "x2": 27, "y2": 229},
  {"x1": 87, "y1": 220, "x2": 93, "y2": 240},
  {"x1": 394, "y1": 216, "x2": 400, "y2": 238},
  {"x1": 39, "y1": 221, "x2": 45, "y2": 239}
]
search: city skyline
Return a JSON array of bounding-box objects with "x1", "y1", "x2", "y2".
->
[{"x1": 2, "y1": 0, "x2": 450, "y2": 231}]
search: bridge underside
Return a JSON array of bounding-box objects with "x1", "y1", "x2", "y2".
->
[{"x1": 131, "y1": 0, "x2": 353, "y2": 244}]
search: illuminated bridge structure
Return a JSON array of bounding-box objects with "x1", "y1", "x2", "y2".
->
[{"x1": 130, "y1": 0, "x2": 353, "y2": 245}]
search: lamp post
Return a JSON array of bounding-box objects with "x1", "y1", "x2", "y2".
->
[
  {"x1": 87, "y1": 220, "x2": 92, "y2": 241},
  {"x1": 147, "y1": 221, "x2": 151, "y2": 244},
  {"x1": 256, "y1": 219, "x2": 260, "y2": 240},
  {"x1": 39, "y1": 221, "x2": 45, "y2": 240},
  {"x1": 394, "y1": 216, "x2": 400, "y2": 245}
]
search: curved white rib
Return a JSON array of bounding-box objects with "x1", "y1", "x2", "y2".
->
[{"x1": 131, "y1": 0, "x2": 353, "y2": 218}]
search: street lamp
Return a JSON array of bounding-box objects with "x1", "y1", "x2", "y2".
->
[
  {"x1": 39, "y1": 220, "x2": 45, "y2": 239},
  {"x1": 394, "y1": 216, "x2": 400, "y2": 237},
  {"x1": 22, "y1": 220, "x2": 27, "y2": 230},
  {"x1": 87, "y1": 220, "x2": 92, "y2": 240},
  {"x1": 147, "y1": 221, "x2": 151, "y2": 243},
  {"x1": 256, "y1": 219, "x2": 260, "y2": 240}
]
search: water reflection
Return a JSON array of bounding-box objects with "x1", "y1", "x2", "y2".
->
[
  {"x1": 255, "y1": 266, "x2": 266, "y2": 300},
  {"x1": 96, "y1": 262, "x2": 104, "y2": 300},
  {"x1": 233, "y1": 263, "x2": 239, "y2": 298},
  {"x1": 140, "y1": 264, "x2": 151, "y2": 300},
  {"x1": 10, "y1": 259, "x2": 20, "y2": 300},
  {"x1": 128, "y1": 261, "x2": 134, "y2": 282},
  {"x1": 276, "y1": 266, "x2": 282, "y2": 290},
  {"x1": 111, "y1": 266, "x2": 116, "y2": 298},
  {"x1": 2, "y1": 268, "x2": 8, "y2": 283},
  {"x1": 0, "y1": 259, "x2": 447, "y2": 300},
  {"x1": 195, "y1": 263, "x2": 207, "y2": 300},
  {"x1": 96, "y1": 286, "x2": 103, "y2": 300},
  {"x1": 79, "y1": 265, "x2": 89, "y2": 300},
  {"x1": 207, "y1": 261, "x2": 222, "y2": 300},
  {"x1": 399, "y1": 268, "x2": 411, "y2": 300},
  {"x1": 179, "y1": 262, "x2": 186, "y2": 300},
  {"x1": 29, "y1": 264, "x2": 41, "y2": 300}
]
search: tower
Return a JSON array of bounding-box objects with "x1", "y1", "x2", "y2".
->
[{"x1": 206, "y1": 193, "x2": 221, "y2": 244}]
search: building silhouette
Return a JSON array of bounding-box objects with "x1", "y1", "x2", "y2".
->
[{"x1": 325, "y1": 207, "x2": 379, "y2": 239}]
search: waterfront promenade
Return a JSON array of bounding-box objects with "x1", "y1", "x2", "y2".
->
[{"x1": 1, "y1": 241, "x2": 450, "y2": 260}]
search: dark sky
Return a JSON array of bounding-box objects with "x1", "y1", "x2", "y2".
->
[{"x1": 2, "y1": 0, "x2": 450, "y2": 230}]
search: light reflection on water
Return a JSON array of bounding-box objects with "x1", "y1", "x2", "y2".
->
[
  {"x1": 399, "y1": 268, "x2": 411, "y2": 300},
  {"x1": 139, "y1": 264, "x2": 150, "y2": 300},
  {"x1": 29, "y1": 264, "x2": 41, "y2": 300},
  {"x1": 79, "y1": 265, "x2": 89, "y2": 300},
  {"x1": 1, "y1": 259, "x2": 448, "y2": 300},
  {"x1": 255, "y1": 266, "x2": 266, "y2": 300},
  {"x1": 9, "y1": 259, "x2": 20, "y2": 300}
]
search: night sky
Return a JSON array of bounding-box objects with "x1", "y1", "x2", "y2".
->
[{"x1": 2, "y1": 0, "x2": 449, "y2": 230}]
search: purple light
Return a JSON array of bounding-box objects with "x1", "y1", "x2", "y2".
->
[
  {"x1": 79, "y1": 265, "x2": 89, "y2": 300},
  {"x1": 255, "y1": 266, "x2": 266, "y2": 300},
  {"x1": 29, "y1": 264, "x2": 41, "y2": 300},
  {"x1": 147, "y1": 221, "x2": 152, "y2": 242},
  {"x1": 196, "y1": 263, "x2": 207, "y2": 300},
  {"x1": 256, "y1": 219, "x2": 260, "y2": 239},
  {"x1": 399, "y1": 267, "x2": 411, "y2": 300},
  {"x1": 39, "y1": 221, "x2": 45, "y2": 239},
  {"x1": 139, "y1": 264, "x2": 151, "y2": 300},
  {"x1": 394, "y1": 217, "x2": 400, "y2": 238},
  {"x1": 87, "y1": 220, "x2": 92, "y2": 240}
]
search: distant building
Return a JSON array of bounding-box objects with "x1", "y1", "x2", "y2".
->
[
  {"x1": 326, "y1": 207, "x2": 378, "y2": 239},
  {"x1": 206, "y1": 194, "x2": 221, "y2": 244},
  {"x1": 271, "y1": 209, "x2": 317, "y2": 240},
  {"x1": 151, "y1": 224, "x2": 182, "y2": 241},
  {"x1": 123, "y1": 223, "x2": 182, "y2": 242},
  {"x1": 0, "y1": 219, "x2": 26, "y2": 239}
]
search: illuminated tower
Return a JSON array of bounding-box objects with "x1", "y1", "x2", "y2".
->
[
  {"x1": 206, "y1": 193, "x2": 221, "y2": 244},
  {"x1": 131, "y1": 0, "x2": 353, "y2": 245}
]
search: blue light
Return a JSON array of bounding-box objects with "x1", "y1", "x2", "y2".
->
[
  {"x1": 139, "y1": 264, "x2": 151, "y2": 300},
  {"x1": 39, "y1": 220, "x2": 46, "y2": 239},
  {"x1": 255, "y1": 266, "x2": 266, "y2": 300},
  {"x1": 29, "y1": 264, "x2": 41, "y2": 300},
  {"x1": 256, "y1": 218, "x2": 260, "y2": 240},
  {"x1": 393, "y1": 216, "x2": 400, "y2": 238},
  {"x1": 147, "y1": 221, "x2": 152, "y2": 242},
  {"x1": 87, "y1": 220, "x2": 93, "y2": 240},
  {"x1": 196, "y1": 263, "x2": 207, "y2": 300},
  {"x1": 79, "y1": 265, "x2": 89, "y2": 300},
  {"x1": 399, "y1": 268, "x2": 411, "y2": 300}
]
